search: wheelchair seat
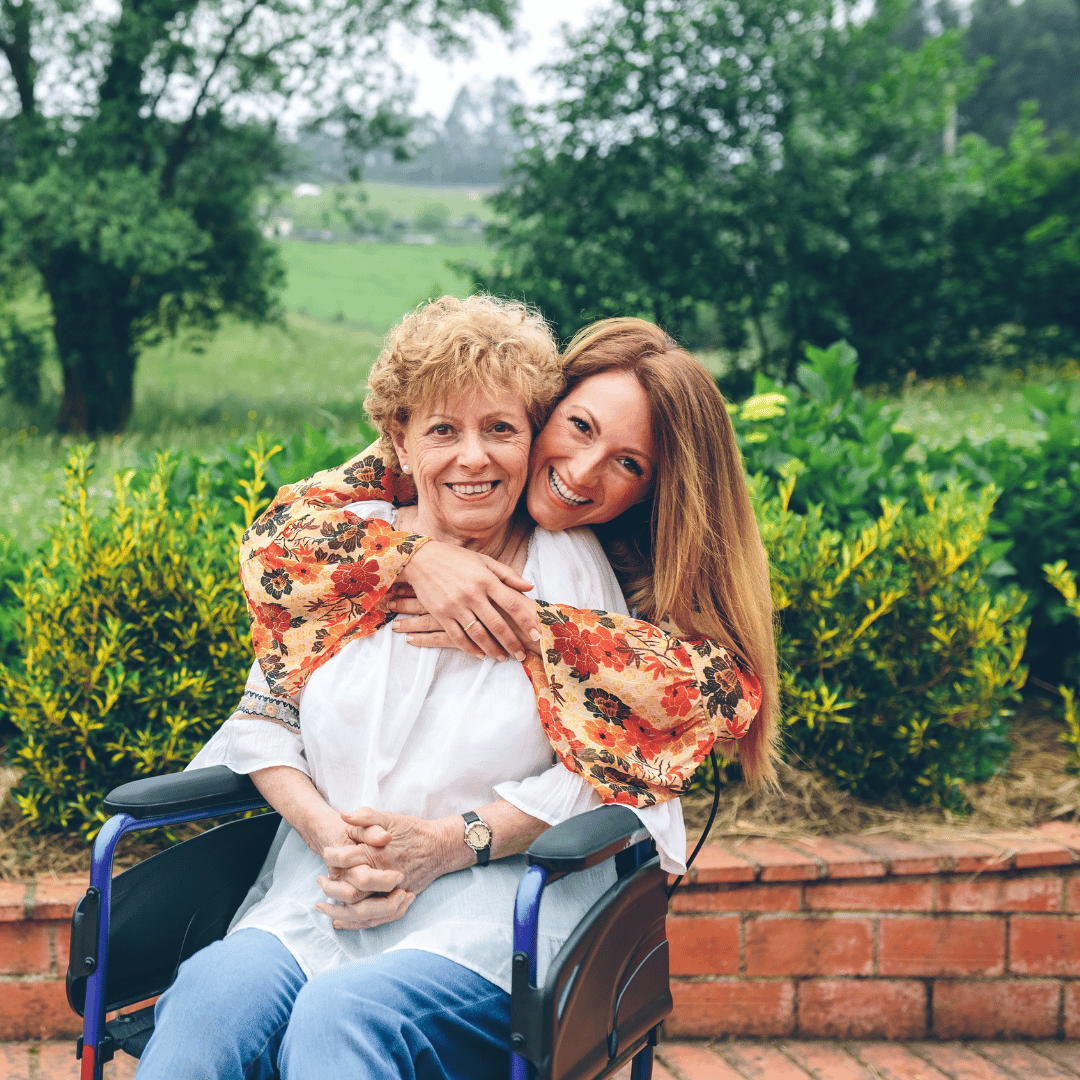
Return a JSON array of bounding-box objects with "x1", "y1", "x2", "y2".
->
[{"x1": 67, "y1": 766, "x2": 673, "y2": 1080}]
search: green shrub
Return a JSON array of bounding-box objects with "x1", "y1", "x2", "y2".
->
[
  {"x1": 1044, "y1": 560, "x2": 1080, "y2": 772},
  {"x1": 129, "y1": 423, "x2": 376, "y2": 530},
  {"x1": 761, "y1": 471, "x2": 1028, "y2": 809},
  {"x1": 3, "y1": 448, "x2": 254, "y2": 836},
  {"x1": 922, "y1": 383, "x2": 1080, "y2": 685},
  {"x1": 734, "y1": 342, "x2": 1079, "y2": 684},
  {"x1": 0, "y1": 531, "x2": 30, "y2": 744}
]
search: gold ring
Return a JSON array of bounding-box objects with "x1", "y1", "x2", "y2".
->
[{"x1": 464, "y1": 620, "x2": 479, "y2": 632}]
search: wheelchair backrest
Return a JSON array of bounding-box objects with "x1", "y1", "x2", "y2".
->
[{"x1": 67, "y1": 812, "x2": 281, "y2": 1016}]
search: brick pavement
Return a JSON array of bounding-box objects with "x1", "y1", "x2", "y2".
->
[{"x1": 3, "y1": 1041, "x2": 1080, "y2": 1079}]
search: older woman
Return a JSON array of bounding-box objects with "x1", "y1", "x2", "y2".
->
[{"x1": 134, "y1": 296, "x2": 684, "y2": 1080}]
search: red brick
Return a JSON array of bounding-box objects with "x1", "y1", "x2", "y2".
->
[
  {"x1": 0, "y1": 980, "x2": 82, "y2": 1040},
  {"x1": 938, "y1": 839, "x2": 1012, "y2": 874},
  {"x1": 34, "y1": 1042, "x2": 81, "y2": 1080},
  {"x1": 29, "y1": 879, "x2": 87, "y2": 921},
  {"x1": 990, "y1": 834, "x2": 1076, "y2": 870},
  {"x1": 718, "y1": 839, "x2": 820, "y2": 883},
  {"x1": 1009, "y1": 915, "x2": 1080, "y2": 975},
  {"x1": 977, "y1": 1042, "x2": 1078, "y2": 1079},
  {"x1": 613, "y1": 1057, "x2": 678, "y2": 1080},
  {"x1": 666, "y1": 979, "x2": 795, "y2": 1038},
  {"x1": 915, "y1": 1044, "x2": 1022, "y2": 1080},
  {"x1": 937, "y1": 874, "x2": 1063, "y2": 913},
  {"x1": 658, "y1": 1044, "x2": 748, "y2": 1079},
  {"x1": 1067, "y1": 874, "x2": 1080, "y2": 914},
  {"x1": 0, "y1": 1043, "x2": 31, "y2": 1080},
  {"x1": 805, "y1": 879, "x2": 933, "y2": 913},
  {"x1": 0, "y1": 885, "x2": 27, "y2": 923},
  {"x1": 878, "y1": 916, "x2": 1005, "y2": 977},
  {"x1": 744, "y1": 916, "x2": 873, "y2": 977},
  {"x1": 844, "y1": 836, "x2": 950, "y2": 876},
  {"x1": 1066, "y1": 981, "x2": 1080, "y2": 1039},
  {"x1": 1039, "y1": 1040, "x2": 1080, "y2": 1073},
  {"x1": 786, "y1": 837, "x2": 886, "y2": 880},
  {"x1": 0, "y1": 923, "x2": 53, "y2": 976},
  {"x1": 932, "y1": 979, "x2": 1060, "y2": 1039},
  {"x1": 670, "y1": 883, "x2": 801, "y2": 914},
  {"x1": 798, "y1": 978, "x2": 927, "y2": 1039},
  {"x1": 782, "y1": 1043, "x2": 878, "y2": 1079},
  {"x1": 1037, "y1": 822, "x2": 1080, "y2": 855},
  {"x1": 853, "y1": 1043, "x2": 953, "y2": 1079},
  {"x1": 667, "y1": 916, "x2": 739, "y2": 976},
  {"x1": 687, "y1": 845, "x2": 756, "y2": 884},
  {"x1": 719, "y1": 1044, "x2": 813, "y2": 1079}
]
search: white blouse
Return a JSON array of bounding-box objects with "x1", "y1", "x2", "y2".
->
[{"x1": 188, "y1": 503, "x2": 686, "y2": 992}]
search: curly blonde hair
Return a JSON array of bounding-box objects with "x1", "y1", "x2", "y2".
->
[{"x1": 365, "y1": 295, "x2": 562, "y2": 464}]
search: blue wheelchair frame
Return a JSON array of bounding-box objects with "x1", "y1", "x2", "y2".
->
[{"x1": 69, "y1": 767, "x2": 671, "y2": 1080}]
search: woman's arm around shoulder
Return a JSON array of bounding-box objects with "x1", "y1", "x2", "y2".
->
[{"x1": 521, "y1": 604, "x2": 763, "y2": 806}]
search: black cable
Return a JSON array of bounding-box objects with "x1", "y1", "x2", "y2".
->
[{"x1": 666, "y1": 748, "x2": 722, "y2": 899}]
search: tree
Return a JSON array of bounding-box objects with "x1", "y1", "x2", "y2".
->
[
  {"x1": 962, "y1": 0, "x2": 1080, "y2": 145},
  {"x1": 947, "y1": 108, "x2": 1080, "y2": 360},
  {"x1": 466, "y1": 0, "x2": 984, "y2": 381},
  {"x1": 0, "y1": 0, "x2": 513, "y2": 433}
]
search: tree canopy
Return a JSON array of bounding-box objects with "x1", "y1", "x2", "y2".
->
[
  {"x1": 469, "y1": 0, "x2": 1079, "y2": 381},
  {"x1": 0, "y1": 0, "x2": 513, "y2": 432}
]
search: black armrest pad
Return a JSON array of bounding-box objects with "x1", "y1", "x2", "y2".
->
[
  {"x1": 104, "y1": 767, "x2": 267, "y2": 820},
  {"x1": 525, "y1": 805, "x2": 647, "y2": 874}
]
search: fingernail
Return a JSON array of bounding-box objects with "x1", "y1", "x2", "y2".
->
[
  {"x1": 515, "y1": 652, "x2": 525, "y2": 662},
  {"x1": 530, "y1": 629, "x2": 541, "y2": 641}
]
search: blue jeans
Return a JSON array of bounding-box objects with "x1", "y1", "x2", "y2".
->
[{"x1": 135, "y1": 929, "x2": 512, "y2": 1080}]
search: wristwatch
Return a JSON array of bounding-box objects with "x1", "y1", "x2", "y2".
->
[{"x1": 462, "y1": 811, "x2": 493, "y2": 866}]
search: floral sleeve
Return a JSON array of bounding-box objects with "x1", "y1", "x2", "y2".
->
[
  {"x1": 239, "y1": 445, "x2": 423, "y2": 699},
  {"x1": 521, "y1": 602, "x2": 762, "y2": 807}
]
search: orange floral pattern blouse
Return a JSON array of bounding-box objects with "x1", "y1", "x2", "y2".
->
[{"x1": 239, "y1": 447, "x2": 762, "y2": 807}]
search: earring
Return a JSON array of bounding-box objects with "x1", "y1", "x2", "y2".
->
[{"x1": 401, "y1": 464, "x2": 411, "y2": 474}]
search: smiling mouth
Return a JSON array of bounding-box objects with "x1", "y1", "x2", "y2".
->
[
  {"x1": 448, "y1": 481, "x2": 499, "y2": 496},
  {"x1": 548, "y1": 467, "x2": 591, "y2": 507}
]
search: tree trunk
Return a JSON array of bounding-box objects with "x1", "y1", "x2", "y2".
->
[{"x1": 46, "y1": 247, "x2": 138, "y2": 435}]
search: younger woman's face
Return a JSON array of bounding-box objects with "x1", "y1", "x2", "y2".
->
[{"x1": 526, "y1": 370, "x2": 656, "y2": 530}]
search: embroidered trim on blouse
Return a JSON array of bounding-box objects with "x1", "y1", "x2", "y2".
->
[{"x1": 235, "y1": 688, "x2": 301, "y2": 731}]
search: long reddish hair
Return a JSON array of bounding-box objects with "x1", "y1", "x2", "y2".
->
[{"x1": 562, "y1": 318, "x2": 779, "y2": 788}]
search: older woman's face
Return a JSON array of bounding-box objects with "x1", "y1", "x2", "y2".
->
[
  {"x1": 526, "y1": 370, "x2": 655, "y2": 530},
  {"x1": 392, "y1": 387, "x2": 532, "y2": 546}
]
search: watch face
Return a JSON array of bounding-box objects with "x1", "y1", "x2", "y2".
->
[{"x1": 465, "y1": 821, "x2": 492, "y2": 849}]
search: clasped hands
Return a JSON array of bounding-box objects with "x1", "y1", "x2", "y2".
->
[{"x1": 315, "y1": 806, "x2": 447, "y2": 932}]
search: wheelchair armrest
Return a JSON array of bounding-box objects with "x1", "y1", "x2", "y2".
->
[
  {"x1": 525, "y1": 805, "x2": 648, "y2": 875},
  {"x1": 104, "y1": 766, "x2": 267, "y2": 820}
]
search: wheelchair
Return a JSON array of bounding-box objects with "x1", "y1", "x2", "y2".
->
[{"x1": 66, "y1": 765, "x2": 674, "y2": 1080}]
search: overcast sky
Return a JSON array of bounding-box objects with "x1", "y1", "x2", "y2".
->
[{"x1": 392, "y1": 0, "x2": 611, "y2": 119}]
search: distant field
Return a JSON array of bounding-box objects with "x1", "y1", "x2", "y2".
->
[
  {"x1": 267, "y1": 181, "x2": 498, "y2": 240},
  {"x1": 278, "y1": 241, "x2": 491, "y2": 328}
]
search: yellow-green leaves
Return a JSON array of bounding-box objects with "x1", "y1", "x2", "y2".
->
[
  {"x1": 3, "y1": 448, "x2": 252, "y2": 838},
  {"x1": 1044, "y1": 561, "x2": 1080, "y2": 772},
  {"x1": 762, "y1": 474, "x2": 1028, "y2": 809}
]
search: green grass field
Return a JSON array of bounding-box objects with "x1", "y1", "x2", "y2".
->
[{"x1": 279, "y1": 241, "x2": 490, "y2": 327}]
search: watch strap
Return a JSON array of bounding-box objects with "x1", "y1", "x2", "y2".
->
[{"x1": 462, "y1": 810, "x2": 491, "y2": 866}]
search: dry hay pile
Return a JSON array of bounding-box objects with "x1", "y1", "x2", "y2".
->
[{"x1": 685, "y1": 697, "x2": 1078, "y2": 844}]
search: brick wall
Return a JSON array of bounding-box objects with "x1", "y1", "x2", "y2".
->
[
  {"x1": 0, "y1": 878, "x2": 84, "y2": 1040},
  {"x1": 667, "y1": 822, "x2": 1080, "y2": 1040},
  {"x1": 4, "y1": 823, "x2": 1080, "y2": 1042}
]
